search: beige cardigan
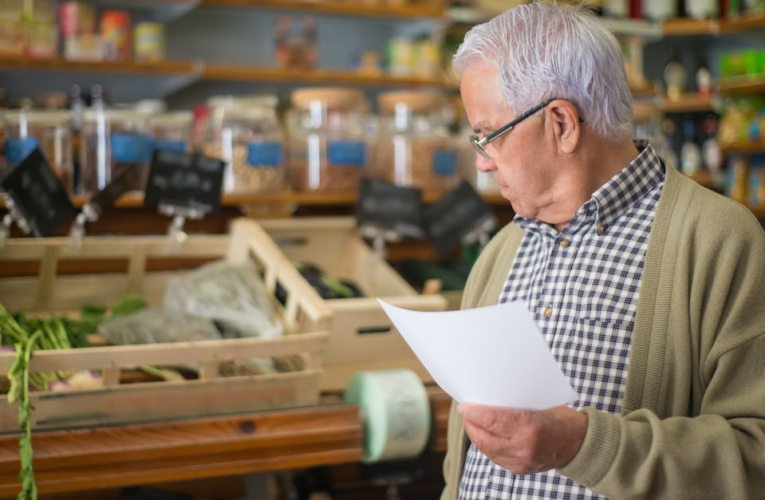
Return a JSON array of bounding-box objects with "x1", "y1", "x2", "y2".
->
[{"x1": 441, "y1": 164, "x2": 765, "y2": 499}]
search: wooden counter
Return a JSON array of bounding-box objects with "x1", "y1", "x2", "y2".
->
[{"x1": 0, "y1": 392, "x2": 452, "y2": 498}]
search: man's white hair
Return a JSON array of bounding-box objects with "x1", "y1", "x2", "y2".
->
[{"x1": 453, "y1": 1, "x2": 633, "y2": 141}]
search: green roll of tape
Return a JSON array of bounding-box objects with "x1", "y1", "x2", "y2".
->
[{"x1": 345, "y1": 369, "x2": 431, "y2": 463}]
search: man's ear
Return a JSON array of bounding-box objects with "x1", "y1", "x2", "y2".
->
[{"x1": 548, "y1": 100, "x2": 581, "y2": 154}]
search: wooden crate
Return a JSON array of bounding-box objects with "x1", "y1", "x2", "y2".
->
[
  {"x1": 0, "y1": 219, "x2": 333, "y2": 432},
  {"x1": 258, "y1": 217, "x2": 448, "y2": 391}
]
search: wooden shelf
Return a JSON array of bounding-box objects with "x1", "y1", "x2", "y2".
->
[
  {"x1": 688, "y1": 170, "x2": 715, "y2": 188},
  {"x1": 200, "y1": 0, "x2": 445, "y2": 19},
  {"x1": 720, "y1": 12, "x2": 765, "y2": 33},
  {"x1": 0, "y1": 56, "x2": 196, "y2": 76},
  {"x1": 661, "y1": 18, "x2": 719, "y2": 36},
  {"x1": 0, "y1": 57, "x2": 446, "y2": 88},
  {"x1": 203, "y1": 64, "x2": 446, "y2": 87},
  {"x1": 51, "y1": 190, "x2": 509, "y2": 209},
  {"x1": 719, "y1": 76, "x2": 765, "y2": 96},
  {"x1": 660, "y1": 93, "x2": 716, "y2": 113},
  {"x1": 719, "y1": 142, "x2": 765, "y2": 154}
]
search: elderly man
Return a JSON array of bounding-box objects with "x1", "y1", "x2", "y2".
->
[{"x1": 443, "y1": 2, "x2": 765, "y2": 499}]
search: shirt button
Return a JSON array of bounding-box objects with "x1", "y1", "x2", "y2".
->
[
  {"x1": 559, "y1": 238, "x2": 570, "y2": 249},
  {"x1": 597, "y1": 223, "x2": 606, "y2": 234},
  {"x1": 543, "y1": 308, "x2": 553, "y2": 318}
]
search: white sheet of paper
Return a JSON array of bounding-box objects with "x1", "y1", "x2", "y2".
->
[{"x1": 378, "y1": 299, "x2": 576, "y2": 410}]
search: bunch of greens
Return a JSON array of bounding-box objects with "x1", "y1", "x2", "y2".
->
[
  {"x1": 1, "y1": 304, "x2": 41, "y2": 500},
  {"x1": 0, "y1": 293, "x2": 148, "y2": 500}
]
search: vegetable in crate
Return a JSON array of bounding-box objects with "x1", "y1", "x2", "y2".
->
[
  {"x1": 99, "y1": 308, "x2": 221, "y2": 345},
  {"x1": 292, "y1": 262, "x2": 365, "y2": 300},
  {"x1": 164, "y1": 261, "x2": 283, "y2": 339}
]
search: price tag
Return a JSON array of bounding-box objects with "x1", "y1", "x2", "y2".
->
[
  {"x1": 143, "y1": 149, "x2": 225, "y2": 214},
  {"x1": 0, "y1": 148, "x2": 75, "y2": 237},
  {"x1": 424, "y1": 181, "x2": 496, "y2": 255},
  {"x1": 356, "y1": 178, "x2": 424, "y2": 238}
]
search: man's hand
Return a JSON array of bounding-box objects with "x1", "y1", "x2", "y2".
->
[{"x1": 458, "y1": 404, "x2": 588, "y2": 475}]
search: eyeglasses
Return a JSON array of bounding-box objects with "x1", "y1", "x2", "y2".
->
[{"x1": 469, "y1": 98, "x2": 582, "y2": 159}]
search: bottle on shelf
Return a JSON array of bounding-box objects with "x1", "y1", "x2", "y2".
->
[
  {"x1": 695, "y1": 53, "x2": 713, "y2": 97},
  {"x1": 701, "y1": 113, "x2": 723, "y2": 173},
  {"x1": 681, "y1": 115, "x2": 703, "y2": 175},
  {"x1": 686, "y1": 0, "x2": 720, "y2": 19},
  {"x1": 664, "y1": 49, "x2": 688, "y2": 101},
  {"x1": 644, "y1": 0, "x2": 679, "y2": 20}
]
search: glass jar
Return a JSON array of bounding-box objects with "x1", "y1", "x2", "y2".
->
[
  {"x1": 287, "y1": 88, "x2": 370, "y2": 193},
  {"x1": 376, "y1": 91, "x2": 457, "y2": 192},
  {"x1": 148, "y1": 111, "x2": 192, "y2": 153},
  {"x1": 80, "y1": 109, "x2": 151, "y2": 194},
  {"x1": 2, "y1": 110, "x2": 73, "y2": 191},
  {"x1": 203, "y1": 95, "x2": 285, "y2": 194}
]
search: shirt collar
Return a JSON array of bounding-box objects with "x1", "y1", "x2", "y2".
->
[{"x1": 514, "y1": 140, "x2": 664, "y2": 235}]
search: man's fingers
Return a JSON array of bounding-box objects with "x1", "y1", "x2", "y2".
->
[{"x1": 460, "y1": 403, "x2": 527, "y2": 433}]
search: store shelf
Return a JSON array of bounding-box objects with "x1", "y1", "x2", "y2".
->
[
  {"x1": 0, "y1": 57, "x2": 446, "y2": 88},
  {"x1": 720, "y1": 12, "x2": 765, "y2": 33},
  {"x1": 661, "y1": 18, "x2": 719, "y2": 36},
  {"x1": 0, "y1": 56, "x2": 198, "y2": 76},
  {"x1": 719, "y1": 76, "x2": 765, "y2": 96},
  {"x1": 200, "y1": 0, "x2": 446, "y2": 19},
  {"x1": 660, "y1": 93, "x2": 716, "y2": 113},
  {"x1": 720, "y1": 142, "x2": 765, "y2": 154},
  {"x1": 203, "y1": 64, "x2": 446, "y2": 87}
]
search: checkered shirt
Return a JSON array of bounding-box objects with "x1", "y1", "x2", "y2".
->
[{"x1": 458, "y1": 142, "x2": 665, "y2": 500}]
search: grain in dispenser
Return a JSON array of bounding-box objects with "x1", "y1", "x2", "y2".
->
[
  {"x1": 204, "y1": 95, "x2": 285, "y2": 194},
  {"x1": 288, "y1": 88, "x2": 370, "y2": 193},
  {"x1": 376, "y1": 91, "x2": 458, "y2": 192},
  {"x1": 80, "y1": 109, "x2": 151, "y2": 193}
]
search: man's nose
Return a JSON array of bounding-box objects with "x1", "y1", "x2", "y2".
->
[{"x1": 476, "y1": 153, "x2": 497, "y2": 173}]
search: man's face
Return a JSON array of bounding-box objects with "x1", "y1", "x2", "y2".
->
[{"x1": 460, "y1": 61, "x2": 557, "y2": 220}]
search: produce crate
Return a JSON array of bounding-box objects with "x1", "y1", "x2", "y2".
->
[
  {"x1": 258, "y1": 217, "x2": 448, "y2": 391},
  {"x1": 0, "y1": 219, "x2": 332, "y2": 432}
]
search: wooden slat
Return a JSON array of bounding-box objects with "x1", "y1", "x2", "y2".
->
[
  {"x1": 0, "y1": 404, "x2": 363, "y2": 496},
  {"x1": 0, "y1": 332, "x2": 329, "y2": 373},
  {"x1": 200, "y1": 0, "x2": 445, "y2": 19},
  {"x1": 0, "y1": 234, "x2": 230, "y2": 260}
]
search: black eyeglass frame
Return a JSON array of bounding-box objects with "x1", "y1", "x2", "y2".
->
[{"x1": 468, "y1": 98, "x2": 582, "y2": 159}]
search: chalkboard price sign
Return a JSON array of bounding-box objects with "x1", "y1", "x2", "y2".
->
[
  {"x1": 144, "y1": 149, "x2": 225, "y2": 214},
  {"x1": 424, "y1": 181, "x2": 495, "y2": 255},
  {"x1": 356, "y1": 178, "x2": 424, "y2": 238},
  {"x1": 0, "y1": 148, "x2": 75, "y2": 237}
]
